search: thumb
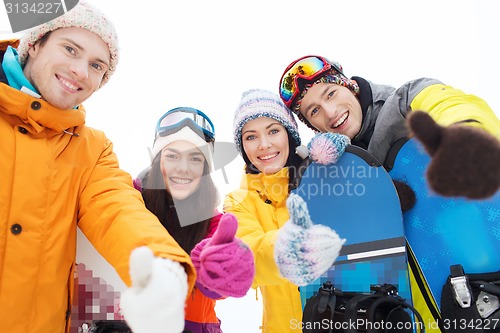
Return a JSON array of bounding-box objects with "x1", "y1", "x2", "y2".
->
[
  {"x1": 210, "y1": 213, "x2": 238, "y2": 245},
  {"x1": 129, "y1": 246, "x2": 154, "y2": 289},
  {"x1": 408, "y1": 111, "x2": 442, "y2": 156},
  {"x1": 286, "y1": 193, "x2": 312, "y2": 229}
]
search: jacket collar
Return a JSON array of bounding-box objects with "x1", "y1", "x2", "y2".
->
[
  {"x1": 2, "y1": 46, "x2": 38, "y2": 95},
  {"x1": 240, "y1": 167, "x2": 290, "y2": 205},
  {"x1": 0, "y1": 83, "x2": 86, "y2": 134},
  {"x1": 351, "y1": 76, "x2": 375, "y2": 149}
]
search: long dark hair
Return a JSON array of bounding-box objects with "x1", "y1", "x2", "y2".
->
[
  {"x1": 241, "y1": 131, "x2": 304, "y2": 192},
  {"x1": 141, "y1": 153, "x2": 219, "y2": 253}
]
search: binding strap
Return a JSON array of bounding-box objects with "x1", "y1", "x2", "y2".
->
[
  {"x1": 343, "y1": 294, "x2": 379, "y2": 333},
  {"x1": 343, "y1": 291, "x2": 425, "y2": 333}
]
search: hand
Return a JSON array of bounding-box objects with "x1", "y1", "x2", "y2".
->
[
  {"x1": 132, "y1": 178, "x2": 142, "y2": 191},
  {"x1": 408, "y1": 111, "x2": 500, "y2": 199},
  {"x1": 120, "y1": 247, "x2": 188, "y2": 333},
  {"x1": 307, "y1": 132, "x2": 350, "y2": 165},
  {"x1": 392, "y1": 179, "x2": 416, "y2": 212},
  {"x1": 190, "y1": 213, "x2": 255, "y2": 298},
  {"x1": 274, "y1": 193, "x2": 346, "y2": 286}
]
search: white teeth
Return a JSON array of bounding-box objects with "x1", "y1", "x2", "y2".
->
[
  {"x1": 59, "y1": 77, "x2": 79, "y2": 91},
  {"x1": 170, "y1": 177, "x2": 191, "y2": 184},
  {"x1": 260, "y1": 153, "x2": 278, "y2": 160},
  {"x1": 333, "y1": 113, "x2": 348, "y2": 128}
]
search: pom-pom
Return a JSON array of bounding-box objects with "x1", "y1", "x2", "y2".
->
[
  {"x1": 308, "y1": 133, "x2": 350, "y2": 165},
  {"x1": 295, "y1": 145, "x2": 310, "y2": 159}
]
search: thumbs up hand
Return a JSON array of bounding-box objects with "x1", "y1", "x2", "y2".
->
[
  {"x1": 191, "y1": 213, "x2": 255, "y2": 298},
  {"x1": 120, "y1": 246, "x2": 188, "y2": 333},
  {"x1": 274, "y1": 193, "x2": 346, "y2": 286}
]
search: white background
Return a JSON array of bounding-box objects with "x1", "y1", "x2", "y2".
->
[{"x1": 1, "y1": 1, "x2": 500, "y2": 332}]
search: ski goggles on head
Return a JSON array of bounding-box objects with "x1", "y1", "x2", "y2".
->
[
  {"x1": 279, "y1": 55, "x2": 344, "y2": 108},
  {"x1": 156, "y1": 107, "x2": 215, "y2": 142}
]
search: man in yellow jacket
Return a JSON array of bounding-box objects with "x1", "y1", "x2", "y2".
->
[{"x1": 0, "y1": 2, "x2": 195, "y2": 333}]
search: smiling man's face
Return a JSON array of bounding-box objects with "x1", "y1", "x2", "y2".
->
[
  {"x1": 23, "y1": 27, "x2": 110, "y2": 110},
  {"x1": 299, "y1": 82, "x2": 363, "y2": 139}
]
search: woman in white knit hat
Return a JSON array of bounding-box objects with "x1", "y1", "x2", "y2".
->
[
  {"x1": 134, "y1": 107, "x2": 255, "y2": 333},
  {"x1": 0, "y1": 2, "x2": 195, "y2": 333},
  {"x1": 223, "y1": 89, "x2": 345, "y2": 333}
]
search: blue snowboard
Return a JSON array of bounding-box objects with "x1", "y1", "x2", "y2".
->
[
  {"x1": 292, "y1": 145, "x2": 413, "y2": 307},
  {"x1": 388, "y1": 138, "x2": 500, "y2": 309}
]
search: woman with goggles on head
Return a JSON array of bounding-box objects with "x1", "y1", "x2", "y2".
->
[
  {"x1": 279, "y1": 55, "x2": 500, "y2": 200},
  {"x1": 223, "y1": 89, "x2": 345, "y2": 333},
  {"x1": 134, "y1": 107, "x2": 255, "y2": 333}
]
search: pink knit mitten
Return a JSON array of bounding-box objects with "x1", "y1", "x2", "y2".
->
[{"x1": 191, "y1": 213, "x2": 255, "y2": 298}]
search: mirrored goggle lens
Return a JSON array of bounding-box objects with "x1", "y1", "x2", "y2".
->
[
  {"x1": 280, "y1": 56, "x2": 330, "y2": 105},
  {"x1": 157, "y1": 109, "x2": 215, "y2": 139}
]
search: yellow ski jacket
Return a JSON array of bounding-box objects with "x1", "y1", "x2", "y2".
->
[{"x1": 224, "y1": 168, "x2": 303, "y2": 333}]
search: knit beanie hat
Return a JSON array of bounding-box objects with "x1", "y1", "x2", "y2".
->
[
  {"x1": 233, "y1": 88, "x2": 301, "y2": 154},
  {"x1": 17, "y1": 1, "x2": 119, "y2": 87},
  {"x1": 152, "y1": 127, "x2": 214, "y2": 172},
  {"x1": 292, "y1": 60, "x2": 360, "y2": 131}
]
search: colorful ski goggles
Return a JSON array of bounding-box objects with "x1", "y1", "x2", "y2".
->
[
  {"x1": 156, "y1": 107, "x2": 215, "y2": 142},
  {"x1": 279, "y1": 55, "x2": 344, "y2": 108}
]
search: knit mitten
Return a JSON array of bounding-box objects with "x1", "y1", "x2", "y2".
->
[
  {"x1": 408, "y1": 111, "x2": 500, "y2": 199},
  {"x1": 274, "y1": 193, "x2": 346, "y2": 286},
  {"x1": 194, "y1": 280, "x2": 222, "y2": 299},
  {"x1": 308, "y1": 132, "x2": 350, "y2": 165},
  {"x1": 392, "y1": 179, "x2": 416, "y2": 212},
  {"x1": 132, "y1": 178, "x2": 142, "y2": 191},
  {"x1": 120, "y1": 246, "x2": 188, "y2": 333},
  {"x1": 190, "y1": 213, "x2": 255, "y2": 298}
]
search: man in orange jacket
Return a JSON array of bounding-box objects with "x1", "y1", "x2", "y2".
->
[{"x1": 0, "y1": 2, "x2": 195, "y2": 333}]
